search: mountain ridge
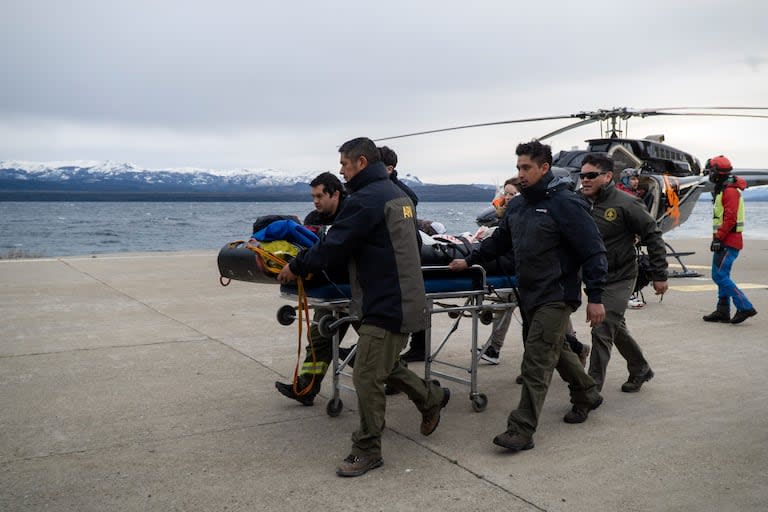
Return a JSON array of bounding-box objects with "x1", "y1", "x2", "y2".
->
[{"x1": 0, "y1": 160, "x2": 495, "y2": 202}]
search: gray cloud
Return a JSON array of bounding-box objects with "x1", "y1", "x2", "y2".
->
[{"x1": 1, "y1": 0, "x2": 767, "y2": 182}]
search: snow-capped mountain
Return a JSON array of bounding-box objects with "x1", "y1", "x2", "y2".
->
[
  {"x1": 0, "y1": 160, "x2": 426, "y2": 187},
  {"x1": 0, "y1": 160, "x2": 486, "y2": 201}
]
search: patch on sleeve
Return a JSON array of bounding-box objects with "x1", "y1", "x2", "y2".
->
[{"x1": 402, "y1": 205, "x2": 413, "y2": 218}]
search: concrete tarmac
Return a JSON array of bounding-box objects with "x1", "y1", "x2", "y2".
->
[{"x1": 1, "y1": 239, "x2": 767, "y2": 511}]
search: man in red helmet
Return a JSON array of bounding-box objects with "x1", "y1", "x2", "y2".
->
[{"x1": 703, "y1": 155, "x2": 758, "y2": 324}]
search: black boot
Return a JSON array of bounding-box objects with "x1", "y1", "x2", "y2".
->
[
  {"x1": 275, "y1": 377, "x2": 317, "y2": 406},
  {"x1": 703, "y1": 299, "x2": 730, "y2": 323},
  {"x1": 730, "y1": 308, "x2": 757, "y2": 324}
]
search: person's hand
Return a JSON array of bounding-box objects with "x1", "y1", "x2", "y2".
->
[
  {"x1": 447, "y1": 259, "x2": 468, "y2": 272},
  {"x1": 277, "y1": 264, "x2": 297, "y2": 284},
  {"x1": 652, "y1": 280, "x2": 668, "y2": 296},
  {"x1": 710, "y1": 238, "x2": 722, "y2": 252},
  {"x1": 586, "y1": 302, "x2": 605, "y2": 327}
]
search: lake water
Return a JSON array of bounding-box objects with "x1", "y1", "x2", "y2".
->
[{"x1": 2, "y1": 200, "x2": 768, "y2": 258}]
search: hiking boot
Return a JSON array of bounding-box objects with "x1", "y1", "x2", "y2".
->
[
  {"x1": 703, "y1": 310, "x2": 731, "y2": 323},
  {"x1": 492, "y1": 430, "x2": 534, "y2": 451},
  {"x1": 730, "y1": 308, "x2": 757, "y2": 324},
  {"x1": 275, "y1": 381, "x2": 316, "y2": 406},
  {"x1": 563, "y1": 396, "x2": 603, "y2": 424},
  {"x1": 621, "y1": 368, "x2": 654, "y2": 393},
  {"x1": 578, "y1": 344, "x2": 591, "y2": 368},
  {"x1": 335, "y1": 454, "x2": 383, "y2": 477},
  {"x1": 420, "y1": 387, "x2": 450, "y2": 436},
  {"x1": 401, "y1": 347, "x2": 426, "y2": 363},
  {"x1": 477, "y1": 346, "x2": 500, "y2": 365}
]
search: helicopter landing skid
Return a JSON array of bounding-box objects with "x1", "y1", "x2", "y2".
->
[{"x1": 664, "y1": 242, "x2": 702, "y2": 278}]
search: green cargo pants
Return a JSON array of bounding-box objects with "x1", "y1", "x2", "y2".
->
[
  {"x1": 351, "y1": 324, "x2": 444, "y2": 457},
  {"x1": 508, "y1": 302, "x2": 600, "y2": 437},
  {"x1": 588, "y1": 278, "x2": 651, "y2": 391}
]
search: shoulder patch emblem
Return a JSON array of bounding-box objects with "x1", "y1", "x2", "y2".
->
[
  {"x1": 402, "y1": 205, "x2": 413, "y2": 218},
  {"x1": 604, "y1": 208, "x2": 618, "y2": 221}
]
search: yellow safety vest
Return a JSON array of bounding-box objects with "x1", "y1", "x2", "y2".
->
[{"x1": 713, "y1": 188, "x2": 745, "y2": 234}]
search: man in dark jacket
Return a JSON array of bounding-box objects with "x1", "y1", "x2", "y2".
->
[
  {"x1": 275, "y1": 172, "x2": 349, "y2": 405},
  {"x1": 449, "y1": 141, "x2": 607, "y2": 452},
  {"x1": 579, "y1": 153, "x2": 668, "y2": 393},
  {"x1": 278, "y1": 137, "x2": 449, "y2": 477}
]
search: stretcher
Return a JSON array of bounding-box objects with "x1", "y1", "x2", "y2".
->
[{"x1": 276, "y1": 265, "x2": 518, "y2": 415}]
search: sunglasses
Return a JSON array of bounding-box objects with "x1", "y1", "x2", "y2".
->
[{"x1": 579, "y1": 171, "x2": 606, "y2": 180}]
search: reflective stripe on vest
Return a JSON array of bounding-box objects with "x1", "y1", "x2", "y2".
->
[
  {"x1": 300, "y1": 361, "x2": 328, "y2": 376},
  {"x1": 713, "y1": 189, "x2": 745, "y2": 234}
]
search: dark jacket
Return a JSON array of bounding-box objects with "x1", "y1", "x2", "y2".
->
[
  {"x1": 290, "y1": 162, "x2": 426, "y2": 333},
  {"x1": 581, "y1": 183, "x2": 668, "y2": 284},
  {"x1": 303, "y1": 195, "x2": 346, "y2": 226},
  {"x1": 390, "y1": 170, "x2": 419, "y2": 207},
  {"x1": 467, "y1": 171, "x2": 607, "y2": 314}
]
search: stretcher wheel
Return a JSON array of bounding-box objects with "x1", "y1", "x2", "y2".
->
[
  {"x1": 448, "y1": 311, "x2": 460, "y2": 319},
  {"x1": 326, "y1": 398, "x2": 343, "y2": 417},
  {"x1": 471, "y1": 393, "x2": 488, "y2": 412},
  {"x1": 317, "y1": 315, "x2": 336, "y2": 338},
  {"x1": 276, "y1": 305, "x2": 296, "y2": 326},
  {"x1": 479, "y1": 310, "x2": 494, "y2": 325}
]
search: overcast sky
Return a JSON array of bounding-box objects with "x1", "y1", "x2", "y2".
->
[{"x1": 1, "y1": 0, "x2": 766, "y2": 184}]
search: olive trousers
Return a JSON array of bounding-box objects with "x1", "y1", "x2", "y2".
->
[
  {"x1": 351, "y1": 324, "x2": 443, "y2": 457},
  {"x1": 508, "y1": 302, "x2": 600, "y2": 437},
  {"x1": 588, "y1": 278, "x2": 650, "y2": 391}
]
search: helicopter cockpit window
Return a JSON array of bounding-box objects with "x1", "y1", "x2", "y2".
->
[{"x1": 589, "y1": 142, "x2": 610, "y2": 152}]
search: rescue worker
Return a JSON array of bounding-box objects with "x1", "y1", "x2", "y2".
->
[
  {"x1": 277, "y1": 137, "x2": 450, "y2": 477},
  {"x1": 579, "y1": 153, "x2": 668, "y2": 393},
  {"x1": 449, "y1": 140, "x2": 607, "y2": 452},
  {"x1": 274, "y1": 172, "x2": 350, "y2": 405},
  {"x1": 702, "y1": 155, "x2": 758, "y2": 324}
]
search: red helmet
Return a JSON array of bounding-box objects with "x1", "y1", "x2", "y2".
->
[{"x1": 706, "y1": 155, "x2": 733, "y2": 174}]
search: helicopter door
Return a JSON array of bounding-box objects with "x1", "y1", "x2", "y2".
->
[
  {"x1": 641, "y1": 178, "x2": 661, "y2": 218},
  {"x1": 607, "y1": 146, "x2": 660, "y2": 216},
  {"x1": 607, "y1": 146, "x2": 643, "y2": 181}
]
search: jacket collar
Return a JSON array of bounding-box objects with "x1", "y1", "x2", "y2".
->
[
  {"x1": 346, "y1": 161, "x2": 388, "y2": 193},
  {"x1": 520, "y1": 171, "x2": 571, "y2": 202}
]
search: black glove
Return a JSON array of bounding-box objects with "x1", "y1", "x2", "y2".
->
[{"x1": 710, "y1": 238, "x2": 723, "y2": 252}]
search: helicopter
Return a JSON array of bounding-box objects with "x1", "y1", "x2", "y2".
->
[{"x1": 375, "y1": 106, "x2": 768, "y2": 236}]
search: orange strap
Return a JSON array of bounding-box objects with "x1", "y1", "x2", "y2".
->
[{"x1": 247, "y1": 243, "x2": 317, "y2": 397}]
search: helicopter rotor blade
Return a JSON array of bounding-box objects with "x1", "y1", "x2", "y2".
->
[
  {"x1": 373, "y1": 114, "x2": 577, "y2": 142},
  {"x1": 644, "y1": 112, "x2": 768, "y2": 119},
  {"x1": 640, "y1": 106, "x2": 768, "y2": 112},
  {"x1": 536, "y1": 118, "x2": 598, "y2": 141},
  {"x1": 374, "y1": 107, "x2": 768, "y2": 143}
]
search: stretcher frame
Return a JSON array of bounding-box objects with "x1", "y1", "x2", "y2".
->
[{"x1": 277, "y1": 265, "x2": 518, "y2": 415}]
